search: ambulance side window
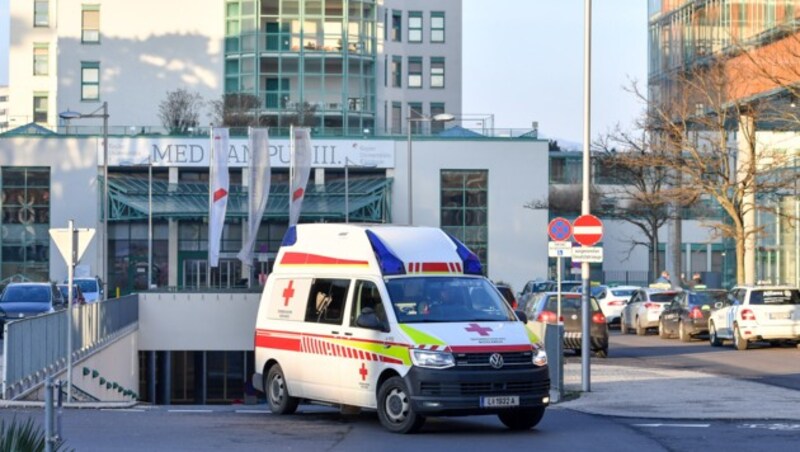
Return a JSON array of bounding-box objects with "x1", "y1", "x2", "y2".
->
[
  {"x1": 305, "y1": 278, "x2": 350, "y2": 325},
  {"x1": 350, "y1": 280, "x2": 388, "y2": 329}
]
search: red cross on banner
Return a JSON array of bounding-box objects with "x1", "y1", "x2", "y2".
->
[
  {"x1": 465, "y1": 323, "x2": 493, "y2": 336},
  {"x1": 359, "y1": 362, "x2": 368, "y2": 381},
  {"x1": 282, "y1": 280, "x2": 295, "y2": 307}
]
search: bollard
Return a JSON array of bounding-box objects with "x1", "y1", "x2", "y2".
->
[
  {"x1": 44, "y1": 376, "x2": 54, "y2": 452},
  {"x1": 544, "y1": 323, "x2": 564, "y2": 402},
  {"x1": 56, "y1": 380, "x2": 64, "y2": 443}
]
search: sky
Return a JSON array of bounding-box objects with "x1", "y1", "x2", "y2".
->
[{"x1": 0, "y1": 0, "x2": 646, "y2": 145}]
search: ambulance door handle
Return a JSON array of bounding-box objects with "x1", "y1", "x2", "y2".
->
[
  {"x1": 344, "y1": 332, "x2": 353, "y2": 337},
  {"x1": 331, "y1": 330, "x2": 340, "y2": 336}
]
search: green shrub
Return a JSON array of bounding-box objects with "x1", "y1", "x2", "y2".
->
[{"x1": 0, "y1": 417, "x2": 72, "y2": 452}]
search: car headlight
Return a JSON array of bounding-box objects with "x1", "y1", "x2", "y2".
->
[
  {"x1": 532, "y1": 344, "x2": 548, "y2": 367},
  {"x1": 410, "y1": 349, "x2": 455, "y2": 369}
]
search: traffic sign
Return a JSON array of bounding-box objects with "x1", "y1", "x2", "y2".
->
[
  {"x1": 548, "y1": 241, "x2": 572, "y2": 257},
  {"x1": 548, "y1": 217, "x2": 572, "y2": 242},
  {"x1": 571, "y1": 246, "x2": 603, "y2": 263},
  {"x1": 572, "y1": 214, "x2": 603, "y2": 246},
  {"x1": 50, "y1": 227, "x2": 95, "y2": 264}
]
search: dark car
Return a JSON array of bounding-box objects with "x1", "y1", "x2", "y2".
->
[
  {"x1": 494, "y1": 283, "x2": 518, "y2": 309},
  {"x1": 57, "y1": 284, "x2": 86, "y2": 305},
  {"x1": 658, "y1": 289, "x2": 728, "y2": 342},
  {"x1": 0, "y1": 282, "x2": 66, "y2": 337},
  {"x1": 524, "y1": 292, "x2": 609, "y2": 358}
]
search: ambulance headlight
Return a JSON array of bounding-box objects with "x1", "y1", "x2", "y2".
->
[
  {"x1": 532, "y1": 345, "x2": 548, "y2": 367},
  {"x1": 410, "y1": 349, "x2": 455, "y2": 369}
]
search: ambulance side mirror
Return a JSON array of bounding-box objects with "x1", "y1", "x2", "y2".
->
[
  {"x1": 515, "y1": 310, "x2": 528, "y2": 324},
  {"x1": 356, "y1": 311, "x2": 389, "y2": 332}
]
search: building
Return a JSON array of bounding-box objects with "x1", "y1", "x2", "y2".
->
[
  {"x1": 648, "y1": 0, "x2": 800, "y2": 287},
  {"x1": 0, "y1": 86, "x2": 8, "y2": 131}
]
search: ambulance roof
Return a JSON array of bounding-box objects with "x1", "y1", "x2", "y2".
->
[{"x1": 273, "y1": 224, "x2": 482, "y2": 277}]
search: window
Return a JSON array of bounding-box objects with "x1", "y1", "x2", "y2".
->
[
  {"x1": 34, "y1": 1, "x2": 49, "y2": 27},
  {"x1": 430, "y1": 103, "x2": 446, "y2": 133},
  {"x1": 408, "y1": 102, "x2": 423, "y2": 134},
  {"x1": 391, "y1": 102, "x2": 402, "y2": 134},
  {"x1": 391, "y1": 10, "x2": 402, "y2": 42},
  {"x1": 33, "y1": 44, "x2": 49, "y2": 76},
  {"x1": 81, "y1": 62, "x2": 100, "y2": 101},
  {"x1": 430, "y1": 57, "x2": 445, "y2": 88},
  {"x1": 391, "y1": 56, "x2": 402, "y2": 88},
  {"x1": 82, "y1": 5, "x2": 100, "y2": 43},
  {"x1": 408, "y1": 57, "x2": 422, "y2": 88},
  {"x1": 440, "y1": 170, "x2": 489, "y2": 272},
  {"x1": 383, "y1": 55, "x2": 388, "y2": 86},
  {"x1": 33, "y1": 93, "x2": 48, "y2": 123},
  {"x1": 349, "y1": 280, "x2": 388, "y2": 328},
  {"x1": 431, "y1": 12, "x2": 445, "y2": 43},
  {"x1": 305, "y1": 279, "x2": 350, "y2": 325},
  {"x1": 408, "y1": 11, "x2": 422, "y2": 43},
  {"x1": 0, "y1": 167, "x2": 51, "y2": 282}
]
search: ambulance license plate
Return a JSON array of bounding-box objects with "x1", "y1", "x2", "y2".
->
[
  {"x1": 769, "y1": 312, "x2": 790, "y2": 320},
  {"x1": 480, "y1": 396, "x2": 519, "y2": 408}
]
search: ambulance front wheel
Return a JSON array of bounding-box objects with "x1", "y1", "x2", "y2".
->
[
  {"x1": 265, "y1": 364, "x2": 299, "y2": 415},
  {"x1": 377, "y1": 376, "x2": 425, "y2": 434},
  {"x1": 498, "y1": 407, "x2": 546, "y2": 430}
]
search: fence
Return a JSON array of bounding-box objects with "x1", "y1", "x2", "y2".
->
[
  {"x1": 2, "y1": 295, "x2": 139, "y2": 400},
  {"x1": 596, "y1": 270, "x2": 653, "y2": 287}
]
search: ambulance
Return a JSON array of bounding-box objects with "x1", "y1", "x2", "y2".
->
[{"x1": 253, "y1": 224, "x2": 550, "y2": 433}]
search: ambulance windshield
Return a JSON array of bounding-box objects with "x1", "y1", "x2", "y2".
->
[{"x1": 386, "y1": 277, "x2": 516, "y2": 323}]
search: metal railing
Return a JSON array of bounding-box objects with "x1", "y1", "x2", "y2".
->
[{"x1": 2, "y1": 295, "x2": 139, "y2": 400}]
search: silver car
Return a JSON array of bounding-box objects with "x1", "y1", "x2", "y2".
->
[{"x1": 620, "y1": 287, "x2": 680, "y2": 336}]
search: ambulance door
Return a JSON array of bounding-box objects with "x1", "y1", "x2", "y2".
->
[
  {"x1": 339, "y1": 279, "x2": 396, "y2": 408},
  {"x1": 299, "y1": 277, "x2": 351, "y2": 404}
]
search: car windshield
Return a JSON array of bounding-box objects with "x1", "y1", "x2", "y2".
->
[
  {"x1": 750, "y1": 289, "x2": 800, "y2": 305},
  {"x1": 386, "y1": 276, "x2": 515, "y2": 323},
  {"x1": 0, "y1": 285, "x2": 50, "y2": 304},
  {"x1": 57, "y1": 285, "x2": 78, "y2": 299},
  {"x1": 611, "y1": 289, "x2": 635, "y2": 297},
  {"x1": 75, "y1": 280, "x2": 98, "y2": 293},
  {"x1": 690, "y1": 291, "x2": 727, "y2": 306},
  {"x1": 649, "y1": 292, "x2": 678, "y2": 302},
  {"x1": 544, "y1": 295, "x2": 601, "y2": 312}
]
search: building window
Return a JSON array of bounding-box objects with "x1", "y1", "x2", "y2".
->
[
  {"x1": 408, "y1": 102, "x2": 423, "y2": 134},
  {"x1": 34, "y1": 1, "x2": 49, "y2": 27},
  {"x1": 81, "y1": 62, "x2": 100, "y2": 101},
  {"x1": 391, "y1": 102, "x2": 402, "y2": 134},
  {"x1": 33, "y1": 44, "x2": 49, "y2": 76},
  {"x1": 431, "y1": 58, "x2": 445, "y2": 88},
  {"x1": 440, "y1": 170, "x2": 489, "y2": 273},
  {"x1": 430, "y1": 103, "x2": 446, "y2": 133},
  {"x1": 82, "y1": 5, "x2": 101, "y2": 43},
  {"x1": 408, "y1": 57, "x2": 422, "y2": 88},
  {"x1": 431, "y1": 12, "x2": 445, "y2": 43},
  {"x1": 383, "y1": 55, "x2": 388, "y2": 87},
  {"x1": 391, "y1": 56, "x2": 402, "y2": 88},
  {"x1": 408, "y1": 11, "x2": 423, "y2": 43},
  {"x1": 0, "y1": 167, "x2": 51, "y2": 281},
  {"x1": 391, "y1": 10, "x2": 402, "y2": 42},
  {"x1": 33, "y1": 93, "x2": 48, "y2": 123}
]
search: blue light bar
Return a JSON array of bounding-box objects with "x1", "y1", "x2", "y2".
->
[
  {"x1": 446, "y1": 233, "x2": 483, "y2": 275},
  {"x1": 281, "y1": 226, "x2": 297, "y2": 246},
  {"x1": 366, "y1": 230, "x2": 406, "y2": 276}
]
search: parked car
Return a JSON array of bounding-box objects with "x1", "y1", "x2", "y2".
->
[
  {"x1": 57, "y1": 283, "x2": 87, "y2": 305},
  {"x1": 549, "y1": 280, "x2": 582, "y2": 293},
  {"x1": 524, "y1": 292, "x2": 609, "y2": 358},
  {"x1": 595, "y1": 285, "x2": 638, "y2": 327},
  {"x1": 0, "y1": 282, "x2": 66, "y2": 337},
  {"x1": 518, "y1": 280, "x2": 554, "y2": 310},
  {"x1": 658, "y1": 289, "x2": 727, "y2": 341},
  {"x1": 620, "y1": 287, "x2": 681, "y2": 336},
  {"x1": 71, "y1": 277, "x2": 103, "y2": 302},
  {"x1": 493, "y1": 283, "x2": 518, "y2": 309},
  {"x1": 708, "y1": 286, "x2": 800, "y2": 350}
]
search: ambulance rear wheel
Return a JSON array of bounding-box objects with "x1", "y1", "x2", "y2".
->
[
  {"x1": 266, "y1": 364, "x2": 299, "y2": 415},
  {"x1": 377, "y1": 376, "x2": 425, "y2": 434},
  {"x1": 498, "y1": 407, "x2": 546, "y2": 430}
]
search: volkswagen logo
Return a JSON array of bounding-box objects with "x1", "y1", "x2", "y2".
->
[{"x1": 488, "y1": 353, "x2": 504, "y2": 369}]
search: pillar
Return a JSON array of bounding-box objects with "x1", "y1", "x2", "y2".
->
[
  {"x1": 738, "y1": 114, "x2": 757, "y2": 285},
  {"x1": 168, "y1": 167, "x2": 179, "y2": 287}
]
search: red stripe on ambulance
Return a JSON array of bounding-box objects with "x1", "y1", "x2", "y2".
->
[{"x1": 281, "y1": 252, "x2": 368, "y2": 267}]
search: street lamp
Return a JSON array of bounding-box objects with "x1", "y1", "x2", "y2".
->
[
  {"x1": 406, "y1": 112, "x2": 455, "y2": 225},
  {"x1": 59, "y1": 102, "x2": 109, "y2": 300}
]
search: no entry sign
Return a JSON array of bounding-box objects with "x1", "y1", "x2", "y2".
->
[{"x1": 572, "y1": 214, "x2": 603, "y2": 246}]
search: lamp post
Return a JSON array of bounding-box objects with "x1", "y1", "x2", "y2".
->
[
  {"x1": 406, "y1": 112, "x2": 455, "y2": 225},
  {"x1": 59, "y1": 102, "x2": 109, "y2": 300}
]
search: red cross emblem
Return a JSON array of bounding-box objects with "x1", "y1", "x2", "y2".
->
[
  {"x1": 282, "y1": 280, "x2": 295, "y2": 307},
  {"x1": 359, "y1": 362, "x2": 368, "y2": 381},
  {"x1": 465, "y1": 323, "x2": 493, "y2": 336}
]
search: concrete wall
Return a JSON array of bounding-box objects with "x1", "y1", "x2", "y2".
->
[
  {"x1": 70, "y1": 330, "x2": 139, "y2": 402},
  {"x1": 138, "y1": 292, "x2": 261, "y2": 351}
]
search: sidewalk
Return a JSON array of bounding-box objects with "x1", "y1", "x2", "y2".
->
[{"x1": 557, "y1": 363, "x2": 800, "y2": 420}]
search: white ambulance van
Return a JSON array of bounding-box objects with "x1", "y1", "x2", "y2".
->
[{"x1": 253, "y1": 224, "x2": 550, "y2": 433}]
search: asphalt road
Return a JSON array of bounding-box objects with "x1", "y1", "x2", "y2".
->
[{"x1": 597, "y1": 329, "x2": 800, "y2": 390}]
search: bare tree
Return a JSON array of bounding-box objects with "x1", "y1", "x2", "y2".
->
[
  {"x1": 158, "y1": 88, "x2": 203, "y2": 135},
  {"x1": 282, "y1": 101, "x2": 318, "y2": 128},
  {"x1": 210, "y1": 93, "x2": 262, "y2": 128},
  {"x1": 525, "y1": 184, "x2": 602, "y2": 216}
]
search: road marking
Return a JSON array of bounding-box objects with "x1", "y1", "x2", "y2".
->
[
  {"x1": 632, "y1": 423, "x2": 710, "y2": 428},
  {"x1": 100, "y1": 409, "x2": 145, "y2": 413},
  {"x1": 168, "y1": 409, "x2": 213, "y2": 413},
  {"x1": 235, "y1": 409, "x2": 271, "y2": 414},
  {"x1": 741, "y1": 423, "x2": 800, "y2": 431}
]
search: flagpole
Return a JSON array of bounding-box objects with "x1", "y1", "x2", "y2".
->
[
  {"x1": 289, "y1": 124, "x2": 295, "y2": 225},
  {"x1": 208, "y1": 126, "x2": 213, "y2": 289},
  {"x1": 246, "y1": 127, "x2": 253, "y2": 289}
]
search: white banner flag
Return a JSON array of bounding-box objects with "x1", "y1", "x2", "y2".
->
[
  {"x1": 208, "y1": 127, "x2": 230, "y2": 268},
  {"x1": 238, "y1": 128, "x2": 272, "y2": 266},
  {"x1": 289, "y1": 127, "x2": 312, "y2": 226}
]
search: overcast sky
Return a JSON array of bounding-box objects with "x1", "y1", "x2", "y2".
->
[{"x1": 0, "y1": 1, "x2": 647, "y2": 144}]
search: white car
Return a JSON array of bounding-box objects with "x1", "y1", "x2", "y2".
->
[
  {"x1": 595, "y1": 285, "x2": 638, "y2": 327},
  {"x1": 71, "y1": 277, "x2": 104, "y2": 303},
  {"x1": 620, "y1": 287, "x2": 681, "y2": 336},
  {"x1": 708, "y1": 286, "x2": 800, "y2": 350}
]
